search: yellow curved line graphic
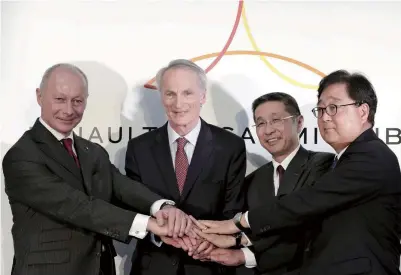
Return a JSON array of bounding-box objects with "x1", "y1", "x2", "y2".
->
[
  {"x1": 144, "y1": 50, "x2": 326, "y2": 89},
  {"x1": 191, "y1": 50, "x2": 326, "y2": 78},
  {"x1": 241, "y1": 3, "x2": 320, "y2": 89}
]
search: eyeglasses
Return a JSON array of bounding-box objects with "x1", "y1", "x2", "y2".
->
[
  {"x1": 311, "y1": 102, "x2": 363, "y2": 118},
  {"x1": 252, "y1": 115, "x2": 296, "y2": 129}
]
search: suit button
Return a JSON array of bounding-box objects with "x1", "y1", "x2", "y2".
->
[
  {"x1": 261, "y1": 225, "x2": 271, "y2": 232},
  {"x1": 172, "y1": 258, "x2": 178, "y2": 266},
  {"x1": 96, "y1": 252, "x2": 101, "y2": 257}
]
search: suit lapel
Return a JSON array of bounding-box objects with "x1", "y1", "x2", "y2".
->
[
  {"x1": 259, "y1": 163, "x2": 275, "y2": 199},
  {"x1": 152, "y1": 124, "x2": 181, "y2": 201},
  {"x1": 74, "y1": 135, "x2": 92, "y2": 194},
  {"x1": 277, "y1": 146, "x2": 309, "y2": 197},
  {"x1": 180, "y1": 120, "x2": 214, "y2": 202},
  {"x1": 31, "y1": 119, "x2": 82, "y2": 180}
]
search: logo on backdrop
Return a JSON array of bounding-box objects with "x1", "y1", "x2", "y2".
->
[
  {"x1": 74, "y1": 0, "x2": 400, "y2": 147},
  {"x1": 143, "y1": 0, "x2": 325, "y2": 91},
  {"x1": 75, "y1": 125, "x2": 401, "y2": 146}
]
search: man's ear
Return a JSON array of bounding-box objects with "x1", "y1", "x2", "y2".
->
[
  {"x1": 200, "y1": 90, "x2": 206, "y2": 105},
  {"x1": 36, "y1": 88, "x2": 42, "y2": 106},
  {"x1": 297, "y1": 115, "x2": 304, "y2": 133},
  {"x1": 360, "y1": 103, "x2": 370, "y2": 123}
]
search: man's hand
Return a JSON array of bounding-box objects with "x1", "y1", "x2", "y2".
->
[
  {"x1": 198, "y1": 219, "x2": 240, "y2": 235},
  {"x1": 154, "y1": 206, "x2": 192, "y2": 238},
  {"x1": 147, "y1": 218, "x2": 169, "y2": 236},
  {"x1": 161, "y1": 236, "x2": 199, "y2": 253},
  {"x1": 209, "y1": 248, "x2": 246, "y2": 266},
  {"x1": 160, "y1": 236, "x2": 182, "y2": 249},
  {"x1": 191, "y1": 240, "x2": 215, "y2": 260},
  {"x1": 193, "y1": 228, "x2": 236, "y2": 248}
]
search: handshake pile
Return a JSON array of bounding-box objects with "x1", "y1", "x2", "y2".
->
[{"x1": 147, "y1": 206, "x2": 248, "y2": 266}]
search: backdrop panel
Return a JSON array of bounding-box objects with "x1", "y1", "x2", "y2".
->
[{"x1": 1, "y1": 1, "x2": 400, "y2": 274}]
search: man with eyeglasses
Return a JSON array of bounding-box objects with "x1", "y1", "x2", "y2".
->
[
  {"x1": 192, "y1": 92, "x2": 334, "y2": 275},
  {"x1": 196, "y1": 70, "x2": 401, "y2": 275}
]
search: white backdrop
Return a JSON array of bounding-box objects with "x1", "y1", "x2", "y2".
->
[{"x1": 1, "y1": 1, "x2": 401, "y2": 274}]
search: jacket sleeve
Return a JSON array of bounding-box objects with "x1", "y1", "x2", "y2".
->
[{"x1": 248, "y1": 141, "x2": 397, "y2": 236}]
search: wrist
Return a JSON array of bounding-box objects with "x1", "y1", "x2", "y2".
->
[
  {"x1": 229, "y1": 235, "x2": 236, "y2": 247},
  {"x1": 233, "y1": 212, "x2": 249, "y2": 233},
  {"x1": 240, "y1": 213, "x2": 249, "y2": 229},
  {"x1": 237, "y1": 249, "x2": 246, "y2": 265},
  {"x1": 233, "y1": 233, "x2": 242, "y2": 248},
  {"x1": 240, "y1": 235, "x2": 248, "y2": 246},
  {"x1": 146, "y1": 218, "x2": 155, "y2": 232},
  {"x1": 160, "y1": 201, "x2": 175, "y2": 210}
]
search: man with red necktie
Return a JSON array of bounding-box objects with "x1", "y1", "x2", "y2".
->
[
  {"x1": 125, "y1": 59, "x2": 247, "y2": 275},
  {"x1": 2, "y1": 63, "x2": 193, "y2": 275}
]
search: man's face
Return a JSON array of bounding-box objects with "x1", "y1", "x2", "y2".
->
[
  {"x1": 254, "y1": 101, "x2": 303, "y2": 161},
  {"x1": 36, "y1": 68, "x2": 87, "y2": 136},
  {"x1": 317, "y1": 83, "x2": 367, "y2": 152},
  {"x1": 160, "y1": 67, "x2": 206, "y2": 130}
]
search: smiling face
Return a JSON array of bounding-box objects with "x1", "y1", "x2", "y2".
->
[
  {"x1": 160, "y1": 66, "x2": 206, "y2": 135},
  {"x1": 317, "y1": 83, "x2": 368, "y2": 152},
  {"x1": 36, "y1": 67, "x2": 87, "y2": 136},
  {"x1": 254, "y1": 100, "x2": 303, "y2": 163}
]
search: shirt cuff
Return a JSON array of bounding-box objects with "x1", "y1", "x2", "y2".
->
[
  {"x1": 150, "y1": 233, "x2": 163, "y2": 247},
  {"x1": 150, "y1": 199, "x2": 175, "y2": 216},
  {"x1": 129, "y1": 214, "x2": 150, "y2": 239},
  {"x1": 242, "y1": 232, "x2": 253, "y2": 246},
  {"x1": 241, "y1": 247, "x2": 257, "y2": 268}
]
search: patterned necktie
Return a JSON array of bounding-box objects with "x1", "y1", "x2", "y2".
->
[
  {"x1": 277, "y1": 165, "x2": 285, "y2": 185},
  {"x1": 331, "y1": 156, "x2": 338, "y2": 170},
  {"x1": 175, "y1": 137, "x2": 189, "y2": 194},
  {"x1": 62, "y1": 138, "x2": 80, "y2": 168}
]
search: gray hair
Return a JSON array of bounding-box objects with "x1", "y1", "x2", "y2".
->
[
  {"x1": 39, "y1": 63, "x2": 88, "y2": 95},
  {"x1": 155, "y1": 59, "x2": 207, "y2": 92}
]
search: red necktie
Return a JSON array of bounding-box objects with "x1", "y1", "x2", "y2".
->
[
  {"x1": 62, "y1": 138, "x2": 80, "y2": 168},
  {"x1": 277, "y1": 165, "x2": 285, "y2": 185},
  {"x1": 175, "y1": 137, "x2": 188, "y2": 194}
]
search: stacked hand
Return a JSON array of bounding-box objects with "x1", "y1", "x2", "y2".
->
[
  {"x1": 147, "y1": 207, "x2": 246, "y2": 265},
  {"x1": 147, "y1": 205, "x2": 193, "y2": 238}
]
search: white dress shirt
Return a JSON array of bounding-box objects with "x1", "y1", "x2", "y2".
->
[
  {"x1": 242, "y1": 144, "x2": 301, "y2": 268},
  {"x1": 167, "y1": 118, "x2": 202, "y2": 167},
  {"x1": 38, "y1": 118, "x2": 170, "y2": 240},
  {"x1": 336, "y1": 146, "x2": 348, "y2": 161},
  {"x1": 150, "y1": 118, "x2": 202, "y2": 246}
]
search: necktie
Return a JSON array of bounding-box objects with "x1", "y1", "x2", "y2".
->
[
  {"x1": 277, "y1": 165, "x2": 285, "y2": 185},
  {"x1": 331, "y1": 156, "x2": 338, "y2": 170},
  {"x1": 175, "y1": 137, "x2": 189, "y2": 194},
  {"x1": 62, "y1": 138, "x2": 80, "y2": 168}
]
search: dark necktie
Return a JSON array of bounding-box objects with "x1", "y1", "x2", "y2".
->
[
  {"x1": 331, "y1": 156, "x2": 338, "y2": 170},
  {"x1": 175, "y1": 137, "x2": 189, "y2": 194},
  {"x1": 277, "y1": 165, "x2": 285, "y2": 185},
  {"x1": 62, "y1": 138, "x2": 80, "y2": 168}
]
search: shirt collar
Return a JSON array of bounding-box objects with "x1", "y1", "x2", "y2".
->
[
  {"x1": 39, "y1": 117, "x2": 74, "y2": 142},
  {"x1": 167, "y1": 118, "x2": 201, "y2": 146},
  {"x1": 272, "y1": 144, "x2": 301, "y2": 171},
  {"x1": 336, "y1": 146, "x2": 348, "y2": 160}
]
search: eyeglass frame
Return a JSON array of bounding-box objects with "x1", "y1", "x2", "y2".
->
[
  {"x1": 311, "y1": 101, "x2": 364, "y2": 119},
  {"x1": 252, "y1": 115, "x2": 298, "y2": 129}
]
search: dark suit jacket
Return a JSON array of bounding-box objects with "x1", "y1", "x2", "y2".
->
[
  {"x1": 125, "y1": 119, "x2": 247, "y2": 275},
  {"x1": 236, "y1": 146, "x2": 333, "y2": 275},
  {"x1": 2, "y1": 119, "x2": 163, "y2": 275},
  {"x1": 248, "y1": 129, "x2": 401, "y2": 275}
]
